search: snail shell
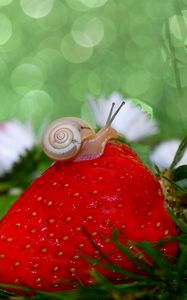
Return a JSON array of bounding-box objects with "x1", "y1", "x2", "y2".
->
[{"x1": 41, "y1": 117, "x2": 95, "y2": 161}]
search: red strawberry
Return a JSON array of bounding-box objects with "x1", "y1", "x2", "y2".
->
[{"x1": 0, "y1": 141, "x2": 178, "y2": 293}]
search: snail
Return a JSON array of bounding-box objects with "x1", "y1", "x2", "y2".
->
[{"x1": 41, "y1": 101, "x2": 125, "y2": 162}]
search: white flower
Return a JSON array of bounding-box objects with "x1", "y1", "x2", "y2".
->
[
  {"x1": 150, "y1": 139, "x2": 187, "y2": 170},
  {"x1": 88, "y1": 93, "x2": 158, "y2": 142},
  {"x1": 0, "y1": 120, "x2": 35, "y2": 176}
]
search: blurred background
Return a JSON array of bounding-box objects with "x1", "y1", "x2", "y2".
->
[{"x1": 0, "y1": 0, "x2": 186, "y2": 139}]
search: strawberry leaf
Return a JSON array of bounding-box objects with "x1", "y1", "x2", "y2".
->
[
  {"x1": 176, "y1": 244, "x2": 187, "y2": 284},
  {"x1": 162, "y1": 175, "x2": 186, "y2": 192},
  {"x1": 153, "y1": 164, "x2": 161, "y2": 176},
  {"x1": 135, "y1": 241, "x2": 171, "y2": 271},
  {"x1": 172, "y1": 165, "x2": 187, "y2": 182},
  {"x1": 0, "y1": 290, "x2": 14, "y2": 299},
  {"x1": 170, "y1": 136, "x2": 187, "y2": 170},
  {"x1": 168, "y1": 208, "x2": 187, "y2": 233}
]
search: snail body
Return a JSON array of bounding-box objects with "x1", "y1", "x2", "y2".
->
[
  {"x1": 73, "y1": 125, "x2": 118, "y2": 162},
  {"x1": 42, "y1": 102, "x2": 125, "y2": 162}
]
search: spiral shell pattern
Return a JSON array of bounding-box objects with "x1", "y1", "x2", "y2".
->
[
  {"x1": 49, "y1": 127, "x2": 74, "y2": 149},
  {"x1": 41, "y1": 117, "x2": 94, "y2": 161},
  {"x1": 42, "y1": 122, "x2": 81, "y2": 161}
]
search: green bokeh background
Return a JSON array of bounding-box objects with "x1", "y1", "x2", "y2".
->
[{"x1": 0, "y1": 0, "x2": 186, "y2": 138}]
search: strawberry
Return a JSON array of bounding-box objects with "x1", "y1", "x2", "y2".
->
[{"x1": 0, "y1": 141, "x2": 178, "y2": 293}]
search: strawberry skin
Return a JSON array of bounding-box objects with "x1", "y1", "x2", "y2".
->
[{"x1": 0, "y1": 141, "x2": 178, "y2": 292}]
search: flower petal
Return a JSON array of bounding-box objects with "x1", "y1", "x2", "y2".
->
[
  {"x1": 150, "y1": 139, "x2": 187, "y2": 170},
  {"x1": 0, "y1": 120, "x2": 35, "y2": 176},
  {"x1": 88, "y1": 93, "x2": 158, "y2": 141}
]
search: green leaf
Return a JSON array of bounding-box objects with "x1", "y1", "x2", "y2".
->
[
  {"x1": 176, "y1": 245, "x2": 187, "y2": 283},
  {"x1": 112, "y1": 238, "x2": 153, "y2": 273},
  {"x1": 153, "y1": 164, "x2": 161, "y2": 176},
  {"x1": 132, "y1": 98, "x2": 154, "y2": 119},
  {"x1": 170, "y1": 136, "x2": 187, "y2": 170},
  {"x1": 0, "y1": 289, "x2": 14, "y2": 299},
  {"x1": 168, "y1": 208, "x2": 187, "y2": 233},
  {"x1": 135, "y1": 241, "x2": 171, "y2": 271},
  {"x1": 172, "y1": 165, "x2": 187, "y2": 182},
  {"x1": 162, "y1": 175, "x2": 186, "y2": 193}
]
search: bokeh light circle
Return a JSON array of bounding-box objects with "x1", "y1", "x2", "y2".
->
[
  {"x1": 87, "y1": 71, "x2": 102, "y2": 96},
  {"x1": 18, "y1": 55, "x2": 47, "y2": 80},
  {"x1": 66, "y1": 0, "x2": 88, "y2": 11},
  {"x1": 0, "y1": 88, "x2": 17, "y2": 120},
  {"x1": 38, "y1": 1, "x2": 68, "y2": 31},
  {"x1": 11, "y1": 64, "x2": 44, "y2": 94},
  {"x1": 97, "y1": 18, "x2": 117, "y2": 48},
  {"x1": 20, "y1": 0, "x2": 54, "y2": 19},
  {"x1": 38, "y1": 37, "x2": 62, "y2": 50},
  {"x1": 80, "y1": 0, "x2": 108, "y2": 8},
  {"x1": 61, "y1": 34, "x2": 93, "y2": 63},
  {"x1": 169, "y1": 15, "x2": 187, "y2": 44},
  {"x1": 129, "y1": 16, "x2": 156, "y2": 48},
  {"x1": 0, "y1": 27, "x2": 22, "y2": 52},
  {"x1": 124, "y1": 41, "x2": 147, "y2": 64},
  {"x1": 102, "y1": 67, "x2": 120, "y2": 92},
  {"x1": 34, "y1": 47, "x2": 65, "y2": 77},
  {"x1": 0, "y1": 57, "x2": 8, "y2": 80},
  {"x1": 69, "y1": 69, "x2": 90, "y2": 101},
  {"x1": 20, "y1": 90, "x2": 54, "y2": 124},
  {"x1": 138, "y1": 47, "x2": 165, "y2": 80},
  {"x1": 0, "y1": 14, "x2": 12, "y2": 45},
  {"x1": 0, "y1": 0, "x2": 12, "y2": 7},
  {"x1": 72, "y1": 16, "x2": 104, "y2": 48},
  {"x1": 121, "y1": 67, "x2": 152, "y2": 96},
  {"x1": 144, "y1": 0, "x2": 174, "y2": 20}
]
